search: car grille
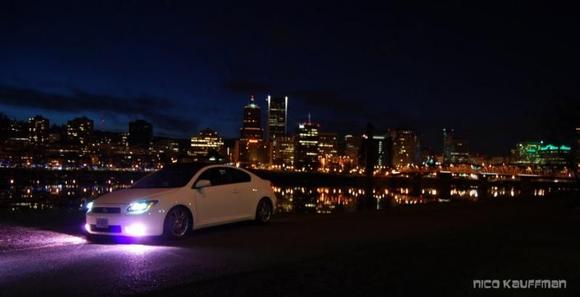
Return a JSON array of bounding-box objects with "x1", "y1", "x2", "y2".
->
[
  {"x1": 92, "y1": 207, "x2": 121, "y2": 214},
  {"x1": 89, "y1": 225, "x2": 122, "y2": 233}
]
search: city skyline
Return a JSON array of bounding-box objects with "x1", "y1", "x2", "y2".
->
[
  {"x1": 0, "y1": 96, "x2": 577, "y2": 158},
  {"x1": 1, "y1": 2, "x2": 578, "y2": 155}
]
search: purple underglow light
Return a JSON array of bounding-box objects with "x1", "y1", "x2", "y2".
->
[{"x1": 125, "y1": 223, "x2": 147, "y2": 236}]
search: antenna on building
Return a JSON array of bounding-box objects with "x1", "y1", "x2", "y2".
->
[{"x1": 307, "y1": 113, "x2": 311, "y2": 124}]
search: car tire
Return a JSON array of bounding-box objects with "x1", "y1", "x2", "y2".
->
[
  {"x1": 163, "y1": 206, "x2": 192, "y2": 239},
  {"x1": 255, "y1": 198, "x2": 273, "y2": 224}
]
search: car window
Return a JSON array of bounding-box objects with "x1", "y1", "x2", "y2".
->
[
  {"x1": 132, "y1": 163, "x2": 206, "y2": 188},
  {"x1": 196, "y1": 167, "x2": 250, "y2": 186},
  {"x1": 197, "y1": 167, "x2": 230, "y2": 186},
  {"x1": 227, "y1": 168, "x2": 251, "y2": 183}
]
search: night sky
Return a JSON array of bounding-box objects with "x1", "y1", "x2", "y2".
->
[{"x1": 0, "y1": 1, "x2": 578, "y2": 155}]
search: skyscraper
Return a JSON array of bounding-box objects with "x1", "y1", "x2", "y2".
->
[
  {"x1": 266, "y1": 95, "x2": 288, "y2": 142},
  {"x1": 239, "y1": 96, "x2": 266, "y2": 167},
  {"x1": 442, "y1": 128, "x2": 470, "y2": 165},
  {"x1": 390, "y1": 129, "x2": 418, "y2": 168},
  {"x1": 66, "y1": 116, "x2": 94, "y2": 145},
  {"x1": 240, "y1": 96, "x2": 263, "y2": 140},
  {"x1": 318, "y1": 132, "x2": 338, "y2": 159},
  {"x1": 28, "y1": 115, "x2": 49, "y2": 144},
  {"x1": 128, "y1": 120, "x2": 153, "y2": 148},
  {"x1": 295, "y1": 119, "x2": 319, "y2": 171},
  {"x1": 372, "y1": 134, "x2": 388, "y2": 167},
  {"x1": 442, "y1": 128, "x2": 454, "y2": 164},
  {"x1": 271, "y1": 135, "x2": 295, "y2": 167},
  {"x1": 344, "y1": 134, "x2": 361, "y2": 168},
  {"x1": 318, "y1": 132, "x2": 339, "y2": 171}
]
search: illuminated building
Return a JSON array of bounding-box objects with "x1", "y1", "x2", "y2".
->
[
  {"x1": 295, "y1": 119, "x2": 319, "y2": 171},
  {"x1": 238, "y1": 139, "x2": 269, "y2": 167},
  {"x1": 272, "y1": 136, "x2": 295, "y2": 167},
  {"x1": 389, "y1": 129, "x2": 418, "y2": 168},
  {"x1": 93, "y1": 131, "x2": 125, "y2": 152},
  {"x1": 120, "y1": 132, "x2": 130, "y2": 148},
  {"x1": 66, "y1": 117, "x2": 94, "y2": 145},
  {"x1": 318, "y1": 132, "x2": 338, "y2": 170},
  {"x1": 442, "y1": 128, "x2": 470, "y2": 165},
  {"x1": 266, "y1": 95, "x2": 289, "y2": 166},
  {"x1": 239, "y1": 96, "x2": 266, "y2": 167},
  {"x1": 538, "y1": 144, "x2": 571, "y2": 167},
  {"x1": 28, "y1": 115, "x2": 49, "y2": 144},
  {"x1": 449, "y1": 139, "x2": 470, "y2": 164},
  {"x1": 189, "y1": 129, "x2": 224, "y2": 159},
  {"x1": 372, "y1": 135, "x2": 388, "y2": 167},
  {"x1": 344, "y1": 135, "x2": 361, "y2": 167},
  {"x1": 266, "y1": 95, "x2": 288, "y2": 142},
  {"x1": 128, "y1": 120, "x2": 153, "y2": 149},
  {"x1": 240, "y1": 96, "x2": 263, "y2": 140},
  {"x1": 511, "y1": 141, "x2": 541, "y2": 166},
  {"x1": 318, "y1": 132, "x2": 338, "y2": 159},
  {"x1": 223, "y1": 138, "x2": 238, "y2": 164},
  {"x1": 511, "y1": 141, "x2": 571, "y2": 167},
  {"x1": 358, "y1": 132, "x2": 390, "y2": 170},
  {"x1": 153, "y1": 137, "x2": 181, "y2": 154},
  {"x1": 151, "y1": 137, "x2": 183, "y2": 165}
]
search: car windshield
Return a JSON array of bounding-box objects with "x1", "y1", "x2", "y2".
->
[{"x1": 132, "y1": 163, "x2": 207, "y2": 188}]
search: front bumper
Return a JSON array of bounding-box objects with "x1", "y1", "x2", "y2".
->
[{"x1": 85, "y1": 206, "x2": 165, "y2": 237}]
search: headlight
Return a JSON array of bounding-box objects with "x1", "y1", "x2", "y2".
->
[
  {"x1": 127, "y1": 200, "x2": 158, "y2": 214},
  {"x1": 86, "y1": 201, "x2": 94, "y2": 212}
]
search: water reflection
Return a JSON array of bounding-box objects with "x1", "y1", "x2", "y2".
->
[
  {"x1": 272, "y1": 183, "x2": 562, "y2": 214},
  {"x1": 274, "y1": 186, "x2": 436, "y2": 214},
  {"x1": 0, "y1": 174, "x2": 572, "y2": 214}
]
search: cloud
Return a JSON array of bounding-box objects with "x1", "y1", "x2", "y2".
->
[{"x1": 0, "y1": 86, "x2": 199, "y2": 136}]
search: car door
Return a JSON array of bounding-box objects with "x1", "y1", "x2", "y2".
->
[
  {"x1": 193, "y1": 167, "x2": 239, "y2": 226},
  {"x1": 225, "y1": 168, "x2": 256, "y2": 218}
]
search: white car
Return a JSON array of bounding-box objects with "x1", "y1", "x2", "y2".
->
[{"x1": 85, "y1": 163, "x2": 276, "y2": 239}]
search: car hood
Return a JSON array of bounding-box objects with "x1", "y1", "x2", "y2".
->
[{"x1": 94, "y1": 188, "x2": 180, "y2": 205}]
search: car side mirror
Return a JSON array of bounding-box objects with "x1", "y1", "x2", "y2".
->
[{"x1": 194, "y1": 179, "x2": 211, "y2": 189}]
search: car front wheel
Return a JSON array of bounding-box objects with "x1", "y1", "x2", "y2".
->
[{"x1": 163, "y1": 206, "x2": 191, "y2": 239}]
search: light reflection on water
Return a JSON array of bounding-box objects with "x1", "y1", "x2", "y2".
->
[
  {"x1": 0, "y1": 178, "x2": 560, "y2": 214},
  {"x1": 274, "y1": 186, "x2": 438, "y2": 214},
  {"x1": 272, "y1": 184, "x2": 550, "y2": 214}
]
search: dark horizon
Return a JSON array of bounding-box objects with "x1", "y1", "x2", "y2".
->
[{"x1": 1, "y1": 1, "x2": 579, "y2": 155}]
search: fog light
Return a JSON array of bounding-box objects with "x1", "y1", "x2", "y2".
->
[
  {"x1": 125, "y1": 223, "x2": 146, "y2": 236},
  {"x1": 84, "y1": 223, "x2": 91, "y2": 232}
]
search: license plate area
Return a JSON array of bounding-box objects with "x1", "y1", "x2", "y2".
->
[{"x1": 96, "y1": 218, "x2": 109, "y2": 228}]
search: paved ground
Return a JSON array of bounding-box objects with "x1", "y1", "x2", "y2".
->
[{"x1": 0, "y1": 198, "x2": 578, "y2": 297}]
